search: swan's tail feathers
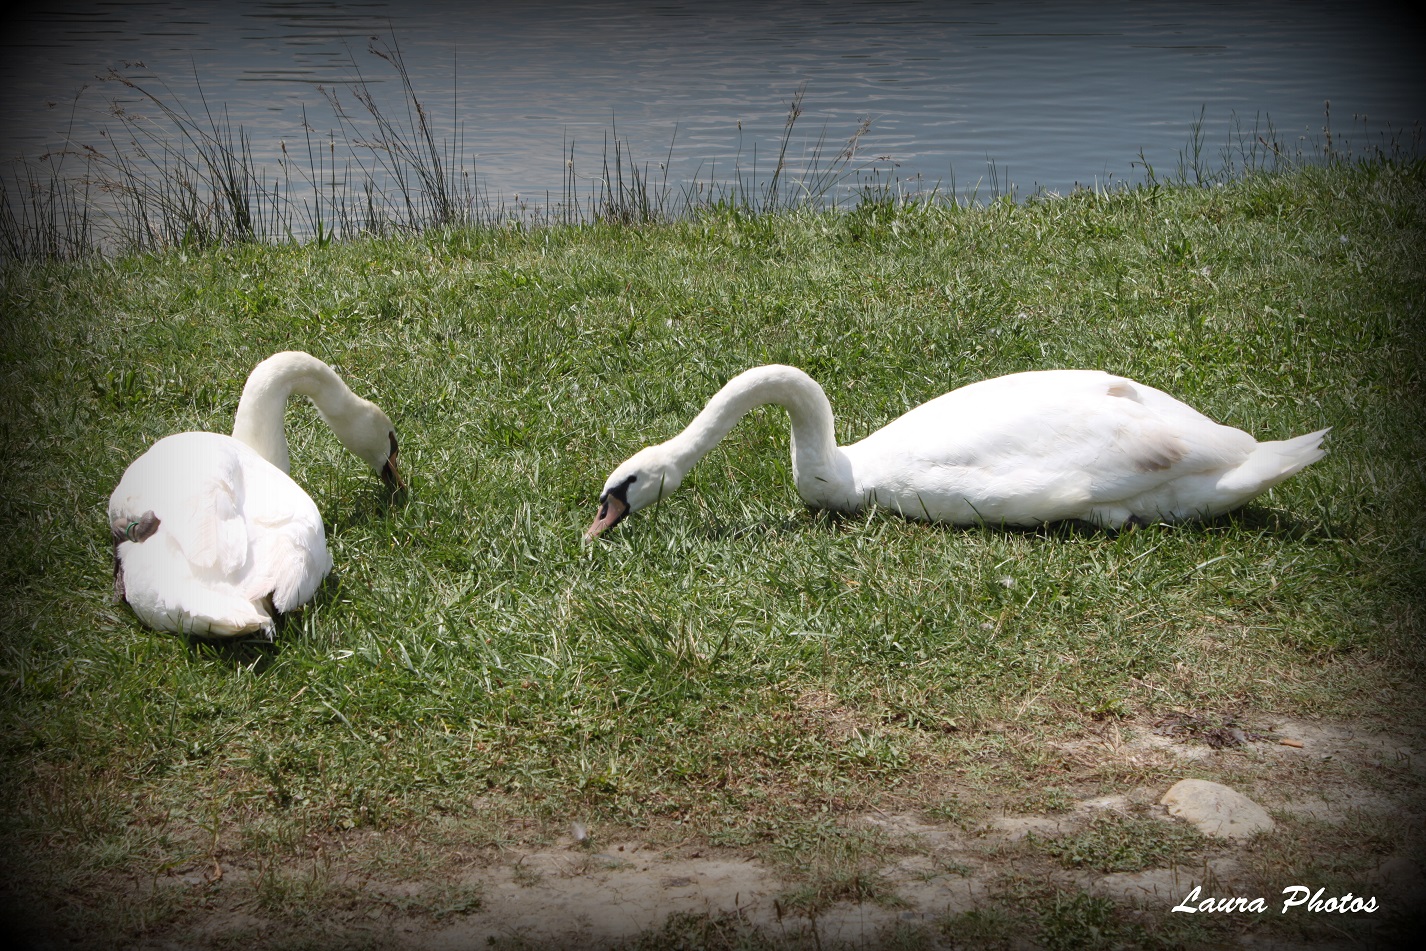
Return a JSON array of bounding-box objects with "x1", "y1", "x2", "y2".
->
[{"x1": 1222, "y1": 427, "x2": 1330, "y2": 494}]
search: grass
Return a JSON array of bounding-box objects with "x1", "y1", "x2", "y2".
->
[
  {"x1": 1037, "y1": 814, "x2": 1206, "y2": 873},
  {"x1": 0, "y1": 152, "x2": 1423, "y2": 948}
]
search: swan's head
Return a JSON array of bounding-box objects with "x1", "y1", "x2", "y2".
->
[
  {"x1": 330, "y1": 401, "x2": 405, "y2": 492},
  {"x1": 585, "y1": 445, "x2": 683, "y2": 539}
]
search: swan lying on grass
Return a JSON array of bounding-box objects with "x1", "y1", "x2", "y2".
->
[
  {"x1": 108, "y1": 351, "x2": 403, "y2": 638},
  {"x1": 586, "y1": 365, "x2": 1328, "y2": 538}
]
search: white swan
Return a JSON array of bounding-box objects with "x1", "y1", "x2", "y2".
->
[
  {"x1": 586, "y1": 366, "x2": 1328, "y2": 537},
  {"x1": 108, "y1": 351, "x2": 403, "y2": 638}
]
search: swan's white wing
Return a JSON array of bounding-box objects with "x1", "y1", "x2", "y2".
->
[
  {"x1": 846, "y1": 370, "x2": 1256, "y2": 525},
  {"x1": 237, "y1": 460, "x2": 332, "y2": 613},
  {"x1": 109, "y1": 431, "x2": 331, "y2": 635},
  {"x1": 114, "y1": 539, "x2": 273, "y2": 637},
  {"x1": 110, "y1": 432, "x2": 253, "y2": 576}
]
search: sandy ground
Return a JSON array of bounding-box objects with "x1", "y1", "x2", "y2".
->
[{"x1": 129, "y1": 715, "x2": 1421, "y2": 950}]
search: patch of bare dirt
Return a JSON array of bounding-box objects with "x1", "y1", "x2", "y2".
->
[{"x1": 115, "y1": 715, "x2": 1423, "y2": 950}]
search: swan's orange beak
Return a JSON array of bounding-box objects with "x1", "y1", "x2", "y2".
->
[{"x1": 585, "y1": 492, "x2": 629, "y2": 540}]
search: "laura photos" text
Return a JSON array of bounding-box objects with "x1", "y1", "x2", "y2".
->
[{"x1": 1173, "y1": 885, "x2": 1378, "y2": 915}]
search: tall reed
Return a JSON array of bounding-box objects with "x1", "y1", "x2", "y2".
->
[
  {"x1": 98, "y1": 66, "x2": 284, "y2": 249},
  {"x1": 321, "y1": 34, "x2": 478, "y2": 234},
  {"x1": 0, "y1": 154, "x2": 95, "y2": 261},
  {"x1": 3, "y1": 47, "x2": 1417, "y2": 262}
]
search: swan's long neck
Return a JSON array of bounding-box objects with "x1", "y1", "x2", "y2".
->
[
  {"x1": 664, "y1": 365, "x2": 854, "y2": 507},
  {"x1": 231, "y1": 351, "x2": 366, "y2": 472}
]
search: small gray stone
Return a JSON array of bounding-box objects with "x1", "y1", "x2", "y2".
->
[{"x1": 1160, "y1": 779, "x2": 1274, "y2": 840}]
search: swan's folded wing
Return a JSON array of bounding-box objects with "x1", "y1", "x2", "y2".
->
[
  {"x1": 849, "y1": 373, "x2": 1259, "y2": 524},
  {"x1": 110, "y1": 434, "x2": 252, "y2": 577},
  {"x1": 175, "y1": 471, "x2": 250, "y2": 576},
  {"x1": 237, "y1": 463, "x2": 333, "y2": 611},
  {"x1": 1076, "y1": 406, "x2": 1256, "y2": 501},
  {"x1": 982, "y1": 377, "x2": 1250, "y2": 503}
]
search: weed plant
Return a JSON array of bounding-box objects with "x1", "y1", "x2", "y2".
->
[
  {"x1": 0, "y1": 151, "x2": 1423, "y2": 947},
  {"x1": 1037, "y1": 814, "x2": 1205, "y2": 873}
]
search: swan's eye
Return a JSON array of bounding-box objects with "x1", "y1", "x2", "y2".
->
[{"x1": 598, "y1": 474, "x2": 637, "y2": 510}]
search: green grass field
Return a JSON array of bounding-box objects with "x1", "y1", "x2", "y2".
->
[{"x1": 1, "y1": 157, "x2": 1423, "y2": 948}]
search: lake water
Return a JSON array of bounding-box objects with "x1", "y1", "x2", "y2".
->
[{"x1": 2, "y1": 0, "x2": 1422, "y2": 215}]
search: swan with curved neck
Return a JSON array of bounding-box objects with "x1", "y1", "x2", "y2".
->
[
  {"x1": 109, "y1": 351, "x2": 403, "y2": 638},
  {"x1": 586, "y1": 365, "x2": 1328, "y2": 537},
  {"x1": 231, "y1": 350, "x2": 403, "y2": 484}
]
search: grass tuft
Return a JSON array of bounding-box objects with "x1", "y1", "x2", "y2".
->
[{"x1": 1037, "y1": 814, "x2": 1206, "y2": 873}]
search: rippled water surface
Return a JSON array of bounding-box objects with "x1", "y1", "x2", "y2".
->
[{"x1": 3, "y1": 0, "x2": 1422, "y2": 203}]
